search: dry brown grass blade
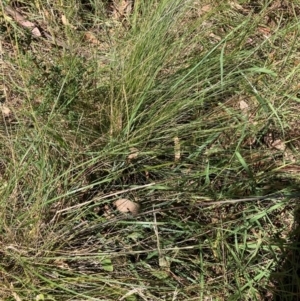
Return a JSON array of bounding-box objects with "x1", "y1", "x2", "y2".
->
[{"x1": 174, "y1": 136, "x2": 180, "y2": 162}]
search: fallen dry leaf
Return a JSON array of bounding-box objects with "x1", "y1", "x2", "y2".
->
[
  {"x1": 84, "y1": 31, "x2": 101, "y2": 45},
  {"x1": 284, "y1": 149, "x2": 296, "y2": 163},
  {"x1": 239, "y1": 100, "x2": 249, "y2": 112},
  {"x1": 264, "y1": 133, "x2": 286, "y2": 151},
  {"x1": 1, "y1": 105, "x2": 11, "y2": 117},
  {"x1": 61, "y1": 14, "x2": 69, "y2": 26},
  {"x1": 5, "y1": 5, "x2": 33, "y2": 26},
  {"x1": 114, "y1": 198, "x2": 140, "y2": 216},
  {"x1": 208, "y1": 32, "x2": 221, "y2": 41},
  {"x1": 61, "y1": 14, "x2": 76, "y2": 29},
  {"x1": 270, "y1": 139, "x2": 285, "y2": 151},
  {"x1": 112, "y1": 0, "x2": 133, "y2": 20},
  {"x1": 4, "y1": 5, "x2": 41, "y2": 37},
  {"x1": 258, "y1": 26, "x2": 271, "y2": 37},
  {"x1": 102, "y1": 204, "x2": 115, "y2": 219},
  {"x1": 199, "y1": 4, "x2": 212, "y2": 15},
  {"x1": 20, "y1": 20, "x2": 35, "y2": 28},
  {"x1": 127, "y1": 147, "x2": 139, "y2": 160},
  {"x1": 229, "y1": 1, "x2": 244, "y2": 11}
]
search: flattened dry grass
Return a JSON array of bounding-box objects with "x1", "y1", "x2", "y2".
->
[{"x1": 1, "y1": 0, "x2": 300, "y2": 300}]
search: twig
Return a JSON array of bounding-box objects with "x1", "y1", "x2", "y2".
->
[
  {"x1": 139, "y1": 191, "x2": 299, "y2": 216},
  {"x1": 54, "y1": 183, "x2": 155, "y2": 215}
]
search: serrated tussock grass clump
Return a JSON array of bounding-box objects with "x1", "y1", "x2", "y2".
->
[{"x1": 1, "y1": 0, "x2": 300, "y2": 300}]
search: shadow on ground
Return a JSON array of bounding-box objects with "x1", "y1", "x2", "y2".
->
[{"x1": 268, "y1": 204, "x2": 300, "y2": 301}]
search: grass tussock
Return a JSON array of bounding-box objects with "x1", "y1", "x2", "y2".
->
[{"x1": 1, "y1": 0, "x2": 300, "y2": 300}]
